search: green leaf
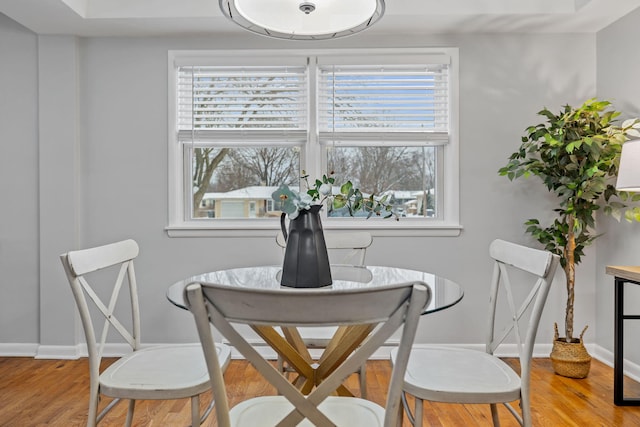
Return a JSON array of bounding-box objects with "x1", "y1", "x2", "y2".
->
[
  {"x1": 625, "y1": 210, "x2": 634, "y2": 222},
  {"x1": 332, "y1": 194, "x2": 347, "y2": 209},
  {"x1": 526, "y1": 225, "x2": 539, "y2": 233},
  {"x1": 340, "y1": 181, "x2": 353, "y2": 195},
  {"x1": 609, "y1": 201, "x2": 626, "y2": 209},
  {"x1": 610, "y1": 207, "x2": 622, "y2": 222}
]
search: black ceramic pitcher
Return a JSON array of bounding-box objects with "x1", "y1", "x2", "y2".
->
[{"x1": 279, "y1": 205, "x2": 332, "y2": 288}]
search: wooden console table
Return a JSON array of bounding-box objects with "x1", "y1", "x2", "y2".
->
[{"x1": 605, "y1": 265, "x2": 640, "y2": 406}]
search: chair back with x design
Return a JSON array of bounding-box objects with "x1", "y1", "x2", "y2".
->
[
  {"x1": 61, "y1": 240, "x2": 142, "y2": 387},
  {"x1": 61, "y1": 239, "x2": 229, "y2": 427},
  {"x1": 485, "y1": 239, "x2": 559, "y2": 410},
  {"x1": 186, "y1": 279, "x2": 430, "y2": 427}
]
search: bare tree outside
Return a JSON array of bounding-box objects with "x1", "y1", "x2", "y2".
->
[
  {"x1": 214, "y1": 147, "x2": 299, "y2": 191},
  {"x1": 192, "y1": 148, "x2": 229, "y2": 211},
  {"x1": 356, "y1": 147, "x2": 419, "y2": 194},
  {"x1": 410, "y1": 147, "x2": 436, "y2": 215}
]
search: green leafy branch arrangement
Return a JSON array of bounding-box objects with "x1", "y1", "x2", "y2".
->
[{"x1": 272, "y1": 171, "x2": 399, "y2": 220}]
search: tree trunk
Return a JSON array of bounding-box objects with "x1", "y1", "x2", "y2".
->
[
  {"x1": 192, "y1": 148, "x2": 229, "y2": 212},
  {"x1": 563, "y1": 214, "x2": 576, "y2": 342}
]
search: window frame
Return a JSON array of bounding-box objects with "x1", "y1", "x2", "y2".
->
[{"x1": 167, "y1": 48, "x2": 461, "y2": 237}]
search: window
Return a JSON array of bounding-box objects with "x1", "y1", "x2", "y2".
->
[{"x1": 168, "y1": 49, "x2": 460, "y2": 237}]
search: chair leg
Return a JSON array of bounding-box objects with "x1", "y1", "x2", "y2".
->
[
  {"x1": 359, "y1": 364, "x2": 367, "y2": 399},
  {"x1": 125, "y1": 400, "x2": 135, "y2": 427},
  {"x1": 395, "y1": 402, "x2": 404, "y2": 427},
  {"x1": 277, "y1": 356, "x2": 293, "y2": 381},
  {"x1": 197, "y1": 394, "x2": 217, "y2": 425},
  {"x1": 400, "y1": 392, "x2": 417, "y2": 427},
  {"x1": 414, "y1": 397, "x2": 424, "y2": 427},
  {"x1": 490, "y1": 403, "x2": 501, "y2": 427},
  {"x1": 520, "y1": 390, "x2": 531, "y2": 427},
  {"x1": 277, "y1": 355, "x2": 285, "y2": 374},
  {"x1": 190, "y1": 395, "x2": 200, "y2": 427},
  {"x1": 87, "y1": 389, "x2": 99, "y2": 427}
]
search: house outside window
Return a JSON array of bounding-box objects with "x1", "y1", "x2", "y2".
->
[{"x1": 167, "y1": 48, "x2": 460, "y2": 237}]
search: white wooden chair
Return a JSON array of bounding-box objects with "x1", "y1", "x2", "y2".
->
[
  {"x1": 276, "y1": 231, "x2": 373, "y2": 397},
  {"x1": 391, "y1": 239, "x2": 559, "y2": 427},
  {"x1": 60, "y1": 239, "x2": 231, "y2": 427},
  {"x1": 185, "y1": 278, "x2": 431, "y2": 427}
]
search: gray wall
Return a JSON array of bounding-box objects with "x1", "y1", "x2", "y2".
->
[
  {"x1": 0, "y1": 14, "x2": 39, "y2": 346},
  {"x1": 5, "y1": 10, "x2": 625, "y2": 360},
  {"x1": 596, "y1": 8, "x2": 640, "y2": 363}
]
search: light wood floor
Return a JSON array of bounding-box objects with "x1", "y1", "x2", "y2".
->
[{"x1": 2, "y1": 356, "x2": 640, "y2": 426}]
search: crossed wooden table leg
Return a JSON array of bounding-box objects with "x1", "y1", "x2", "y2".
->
[{"x1": 252, "y1": 324, "x2": 374, "y2": 396}]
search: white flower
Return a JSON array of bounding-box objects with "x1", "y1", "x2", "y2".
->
[
  {"x1": 319, "y1": 183, "x2": 332, "y2": 196},
  {"x1": 299, "y1": 193, "x2": 314, "y2": 206}
]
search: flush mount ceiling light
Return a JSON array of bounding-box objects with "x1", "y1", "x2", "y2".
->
[{"x1": 219, "y1": 0, "x2": 385, "y2": 40}]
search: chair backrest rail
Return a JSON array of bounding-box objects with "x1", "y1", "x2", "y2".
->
[
  {"x1": 67, "y1": 239, "x2": 139, "y2": 276},
  {"x1": 489, "y1": 239, "x2": 553, "y2": 277}
]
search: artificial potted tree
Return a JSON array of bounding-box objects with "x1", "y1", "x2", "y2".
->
[{"x1": 499, "y1": 98, "x2": 640, "y2": 378}]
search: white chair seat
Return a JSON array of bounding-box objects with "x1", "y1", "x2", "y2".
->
[
  {"x1": 391, "y1": 346, "x2": 521, "y2": 404},
  {"x1": 230, "y1": 396, "x2": 385, "y2": 427},
  {"x1": 101, "y1": 343, "x2": 231, "y2": 399}
]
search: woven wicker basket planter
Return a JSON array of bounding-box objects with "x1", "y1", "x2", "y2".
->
[{"x1": 550, "y1": 324, "x2": 591, "y2": 379}]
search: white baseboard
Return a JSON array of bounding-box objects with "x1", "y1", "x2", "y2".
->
[
  {"x1": 35, "y1": 345, "x2": 82, "y2": 359},
  {"x1": 3, "y1": 343, "x2": 143, "y2": 360},
  {"x1": 3, "y1": 341, "x2": 640, "y2": 384},
  {"x1": 592, "y1": 344, "x2": 640, "y2": 383},
  {"x1": 0, "y1": 343, "x2": 39, "y2": 357},
  {"x1": 0, "y1": 342, "x2": 585, "y2": 360}
]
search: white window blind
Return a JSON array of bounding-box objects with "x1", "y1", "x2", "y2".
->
[
  {"x1": 318, "y1": 62, "x2": 449, "y2": 145},
  {"x1": 177, "y1": 65, "x2": 308, "y2": 143}
]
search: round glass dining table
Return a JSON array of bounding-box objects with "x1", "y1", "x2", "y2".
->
[
  {"x1": 167, "y1": 264, "x2": 463, "y2": 314},
  {"x1": 167, "y1": 264, "x2": 464, "y2": 396}
]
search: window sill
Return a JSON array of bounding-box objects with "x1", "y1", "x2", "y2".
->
[{"x1": 165, "y1": 220, "x2": 463, "y2": 238}]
